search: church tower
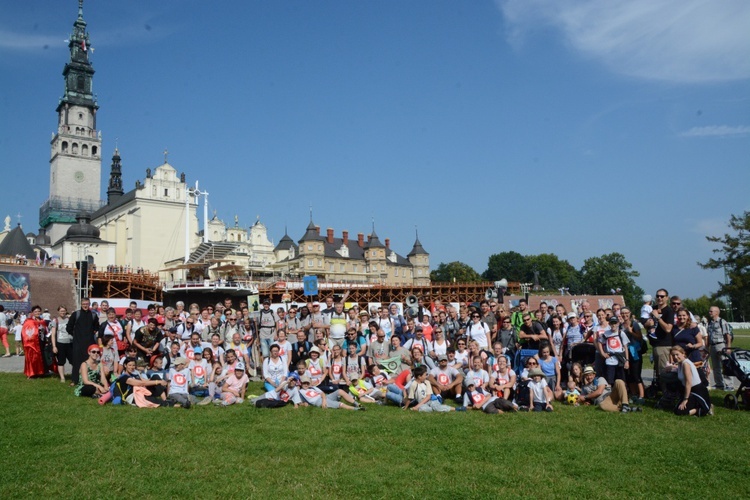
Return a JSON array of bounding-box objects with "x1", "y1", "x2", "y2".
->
[{"x1": 40, "y1": 0, "x2": 103, "y2": 243}]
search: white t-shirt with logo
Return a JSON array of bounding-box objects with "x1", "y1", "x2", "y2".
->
[{"x1": 169, "y1": 368, "x2": 190, "y2": 395}]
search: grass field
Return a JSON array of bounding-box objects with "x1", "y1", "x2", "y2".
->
[{"x1": 1, "y1": 368, "x2": 750, "y2": 499}]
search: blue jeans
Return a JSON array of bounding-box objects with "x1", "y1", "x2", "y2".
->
[
  {"x1": 260, "y1": 337, "x2": 274, "y2": 358},
  {"x1": 386, "y1": 384, "x2": 404, "y2": 406}
]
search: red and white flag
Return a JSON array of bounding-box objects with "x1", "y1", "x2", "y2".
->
[{"x1": 81, "y1": 39, "x2": 87, "y2": 51}]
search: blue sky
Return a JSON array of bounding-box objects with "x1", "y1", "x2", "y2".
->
[{"x1": 1, "y1": 0, "x2": 748, "y2": 299}]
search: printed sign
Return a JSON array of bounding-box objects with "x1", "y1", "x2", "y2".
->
[{"x1": 0, "y1": 271, "x2": 30, "y2": 313}]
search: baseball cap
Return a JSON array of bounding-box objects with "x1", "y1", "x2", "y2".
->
[
  {"x1": 438, "y1": 354, "x2": 448, "y2": 361},
  {"x1": 608, "y1": 316, "x2": 619, "y2": 324},
  {"x1": 566, "y1": 312, "x2": 577, "y2": 320}
]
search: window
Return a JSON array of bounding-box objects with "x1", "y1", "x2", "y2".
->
[
  {"x1": 82, "y1": 144, "x2": 88, "y2": 156},
  {"x1": 318, "y1": 245, "x2": 322, "y2": 251},
  {"x1": 340, "y1": 263, "x2": 345, "y2": 272},
  {"x1": 328, "y1": 263, "x2": 334, "y2": 271},
  {"x1": 308, "y1": 259, "x2": 313, "y2": 268},
  {"x1": 164, "y1": 189, "x2": 169, "y2": 197},
  {"x1": 72, "y1": 143, "x2": 78, "y2": 154},
  {"x1": 371, "y1": 251, "x2": 376, "y2": 257},
  {"x1": 352, "y1": 264, "x2": 357, "y2": 272},
  {"x1": 317, "y1": 259, "x2": 322, "y2": 267},
  {"x1": 91, "y1": 146, "x2": 97, "y2": 156},
  {"x1": 381, "y1": 264, "x2": 385, "y2": 272},
  {"x1": 307, "y1": 245, "x2": 312, "y2": 251},
  {"x1": 394, "y1": 269, "x2": 399, "y2": 277},
  {"x1": 418, "y1": 269, "x2": 422, "y2": 275},
  {"x1": 61, "y1": 141, "x2": 68, "y2": 153}
]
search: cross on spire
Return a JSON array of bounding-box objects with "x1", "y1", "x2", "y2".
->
[
  {"x1": 163, "y1": 148, "x2": 168, "y2": 164},
  {"x1": 16, "y1": 212, "x2": 22, "y2": 226}
]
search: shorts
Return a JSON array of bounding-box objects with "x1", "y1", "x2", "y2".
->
[
  {"x1": 56, "y1": 342, "x2": 74, "y2": 367},
  {"x1": 326, "y1": 392, "x2": 341, "y2": 409}
]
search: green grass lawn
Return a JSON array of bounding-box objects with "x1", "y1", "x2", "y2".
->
[{"x1": 1, "y1": 373, "x2": 749, "y2": 498}]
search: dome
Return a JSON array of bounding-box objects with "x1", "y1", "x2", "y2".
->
[{"x1": 66, "y1": 211, "x2": 100, "y2": 239}]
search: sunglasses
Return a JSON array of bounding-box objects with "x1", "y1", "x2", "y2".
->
[
  {"x1": 656, "y1": 294, "x2": 667, "y2": 298},
  {"x1": 90, "y1": 350, "x2": 101, "y2": 355},
  {"x1": 527, "y1": 361, "x2": 538, "y2": 366}
]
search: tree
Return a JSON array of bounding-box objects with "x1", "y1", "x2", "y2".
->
[
  {"x1": 699, "y1": 211, "x2": 750, "y2": 321},
  {"x1": 430, "y1": 261, "x2": 482, "y2": 283},
  {"x1": 527, "y1": 253, "x2": 581, "y2": 292},
  {"x1": 579, "y1": 252, "x2": 645, "y2": 310},
  {"x1": 482, "y1": 251, "x2": 529, "y2": 282},
  {"x1": 682, "y1": 295, "x2": 727, "y2": 321}
]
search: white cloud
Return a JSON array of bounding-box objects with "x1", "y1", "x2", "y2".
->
[
  {"x1": 680, "y1": 125, "x2": 750, "y2": 137},
  {"x1": 498, "y1": 0, "x2": 750, "y2": 83}
]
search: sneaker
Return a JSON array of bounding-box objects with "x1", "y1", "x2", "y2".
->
[
  {"x1": 197, "y1": 397, "x2": 212, "y2": 406},
  {"x1": 357, "y1": 405, "x2": 367, "y2": 411},
  {"x1": 455, "y1": 395, "x2": 463, "y2": 404},
  {"x1": 455, "y1": 406, "x2": 467, "y2": 412},
  {"x1": 709, "y1": 404, "x2": 715, "y2": 416},
  {"x1": 436, "y1": 395, "x2": 443, "y2": 404},
  {"x1": 518, "y1": 405, "x2": 529, "y2": 412},
  {"x1": 621, "y1": 404, "x2": 631, "y2": 413},
  {"x1": 632, "y1": 406, "x2": 643, "y2": 412},
  {"x1": 212, "y1": 399, "x2": 223, "y2": 405}
]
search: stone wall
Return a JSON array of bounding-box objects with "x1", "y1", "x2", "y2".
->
[{"x1": 0, "y1": 264, "x2": 77, "y2": 313}]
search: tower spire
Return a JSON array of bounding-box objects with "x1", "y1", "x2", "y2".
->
[{"x1": 107, "y1": 148, "x2": 124, "y2": 204}]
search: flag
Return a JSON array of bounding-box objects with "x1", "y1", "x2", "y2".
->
[
  {"x1": 377, "y1": 356, "x2": 403, "y2": 374},
  {"x1": 81, "y1": 39, "x2": 87, "y2": 51}
]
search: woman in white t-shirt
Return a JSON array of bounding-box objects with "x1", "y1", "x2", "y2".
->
[
  {"x1": 429, "y1": 328, "x2": 450, "y2": 361},
  {"x1": 262, "y1": 344, "x2": 287, "y2": 391}
]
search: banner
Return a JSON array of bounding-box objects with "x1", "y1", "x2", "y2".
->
[
  {"x1": 0, "y1": 271, "x2": 31, "y2": 313},
  {"x1": 303, "y1": 276, "x2": 318, "y2": 296}
]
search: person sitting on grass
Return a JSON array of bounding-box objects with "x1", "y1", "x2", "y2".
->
[
  {"x1": 535, "y1": 343, "x2": 563, "y2": 401},
  {"x1": 114, "y1": 357, "x2": 168, "y2": 406},
  {"x1": 167, "y1": 357, "x2": 194, "y2": 408},
  {"x1": 100, "y1": 335, "x2": 117, "y2": 382},
  {"x1": 489, "y1": 355, "x2": 516, "y2": 401},
  {"x1": 666, "y1": 346, "x2": 712, "y2": 417},
  {"x1": 74, "y1": 344, "x2": 109, "y2": 398},
  {"x1": 527, "y1": 367, "x2": 553, "y2": 412},
  {"x1": 305, "y1": 346, "x2": 328, "y2": 387},
  {"x1": 368, "y1": 363, "x2": 395, "y2": 390},
  {"x1": 577, "y1": 365, "x2": 640, "y2": 413},
  {"x1": 463, "y1": 380, "x2": 515, "y2": 414},
  {"x1": 428, "y1": 354, "x2": 464, "y2": 403},
  {"x1": 298, "y1": 376, "x2": 363, "y2": 411},
  {"x1": 402, "y1": 366, "x2": 462, "y2": 412},
  {"x1": 465, "y1": 355, "x2": 490, "y2": 392},
  {"x1": 343, "y1": 341, "x2": 367, "y2": 385},
  {"x1": 347, "y1": 374, "x2": 381, "y2": 403},
  {"x1": 263, "y1": 344, "x2": 288, "y2": 392},
  {"x1": 250, "y1": 377, "x2": 301, "y2": 408},
  {"x1": 188, "y1": 351, "x2": 210, "y2": 398},
  {"x1": 215, "y1": 363, "x2": 249, "y2": 406}
]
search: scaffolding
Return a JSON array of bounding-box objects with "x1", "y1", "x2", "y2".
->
[{"x1": 257, "y1": 280, "x2": 521, "y2": 305}]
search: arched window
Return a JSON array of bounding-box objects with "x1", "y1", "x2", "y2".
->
[
  {"x1": 81, "y1": 144, "x2": 89, "y2": 156},
  {"x1": 71, "y1": 143, "x2": 78, "y2": 154},
  {"x1": 61, "y1": 141, "x2": 68, "y2": 153},
  {"x1": 91, "y1": 145, "x2": 97, "y2": 156}
]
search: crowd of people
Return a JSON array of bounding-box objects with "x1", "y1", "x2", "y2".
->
[{"x1": 9, "y1": 289, "x2": 734, "y2": 416}]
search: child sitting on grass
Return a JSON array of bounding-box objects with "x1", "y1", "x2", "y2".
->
[
  {"x1": 215, "y1": 363, "x2": 249, "y2": 406},
  {"x1": 463, "y1": 380, "x2": 514, "y2": 414},
  {"x1": 528, "y1": 367, "x2": 553, "y2": 412},
  {"x1": 298, "y1": 376, "x2": 363, "y2": 411},
  {"x1": 167, "y1": 357, "x2": 194, "y2": 408},
  {"x1": 403, "y1": 366, "x2": 462, "y2": 412}
]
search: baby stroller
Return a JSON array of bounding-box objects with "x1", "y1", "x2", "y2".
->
[
  {"x1": 569, "y1": 343, "x2": 596, "y2": 370},
  {"x1": 721, "y1": 348, "x2": 750, "y2": 410},
  {"x1": 513, "y1": 348, "x2": 539, "y2": 374}
]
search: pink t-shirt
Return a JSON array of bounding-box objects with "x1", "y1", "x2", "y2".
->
[{"x1": 224, "y1": 373, "x2": 249, "y2": 394}]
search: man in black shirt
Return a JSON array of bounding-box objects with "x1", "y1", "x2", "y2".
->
[
  {"x1": 649, "y1": 288, "x2": 674, "y2": 393},
  {"x1": 66, "y1": 298, "x2": 99, "y2": 385}
]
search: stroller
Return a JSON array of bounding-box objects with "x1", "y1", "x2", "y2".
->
[{"x1": 721, "y1": 348, "x2": 750, "y2": 410}]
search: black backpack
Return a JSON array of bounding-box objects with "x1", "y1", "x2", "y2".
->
[
  {"x1": 515, "y1": 379, "x2": 531, "y2": 407},
  {"x1": 255, "y1": 398, "x2": 287, "y2": 409}
]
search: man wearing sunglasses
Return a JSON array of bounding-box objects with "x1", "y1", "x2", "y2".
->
[{"x1": 650, "y1": 289, "x2": 675, "y2": 393}]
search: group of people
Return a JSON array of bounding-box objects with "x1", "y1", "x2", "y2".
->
[{"x1": 13, "y1": 289, "x2": 731, "y2": 417}]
